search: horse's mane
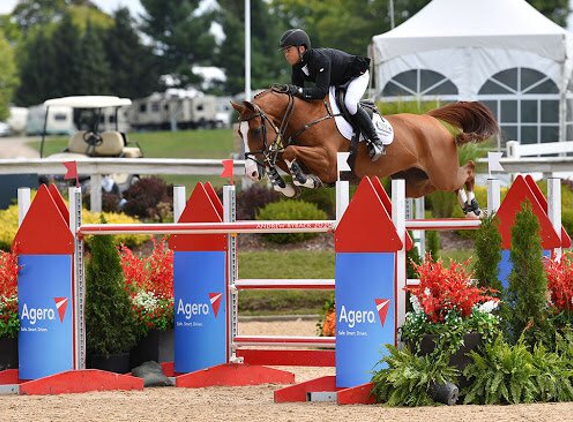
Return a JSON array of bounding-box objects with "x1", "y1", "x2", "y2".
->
[{"x1": 426, "y1": 101, "x2": 499, "y2": 145}]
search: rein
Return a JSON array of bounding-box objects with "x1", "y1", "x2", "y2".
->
[{"x1": 241, "y1": 87, "x2": 339, "y2": 169}]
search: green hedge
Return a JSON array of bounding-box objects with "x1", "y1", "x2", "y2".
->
[{"x1": 256, "y1": 200, "x2": 328, "y2": 244}]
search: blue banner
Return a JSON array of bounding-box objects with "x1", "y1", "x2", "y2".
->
[
  {"x1": 174, "y1": 251, "x2": 226, "y2": 373},
  {"x1": 18, "y1": 254, "x2": 73, "y2": 380},
  {"x1": 499, "y1": 249, "x2": 551, "y2": 289},
  {"x1": 335, "y1": 252, "x2": 396, "y2": 388}
]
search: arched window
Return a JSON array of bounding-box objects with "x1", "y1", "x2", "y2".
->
[
  {"x1": 478, "y1": 68, "x2": 560, "y2": 148},
  {"x1": 382, "y1": 69, "x2": 458, "y2": 98}
]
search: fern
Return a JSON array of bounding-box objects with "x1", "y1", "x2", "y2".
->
[
  {"x1": 371, "y1": 345, "x2": 459, "y2": 407},
  {"x1": 463, "y1": 336, "x2": 537, "y2": 404}
]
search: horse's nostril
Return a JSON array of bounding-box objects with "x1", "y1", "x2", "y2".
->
[{"x1": 251, "y1": 171, "x2": 258, "y2": 178}]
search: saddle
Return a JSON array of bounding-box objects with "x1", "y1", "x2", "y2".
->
[{"x1": 334, "y1": 86, "x2": 379, "y2": 170}]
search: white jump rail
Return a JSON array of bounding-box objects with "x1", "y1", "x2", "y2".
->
[{"x1": 77, "y1": 221, "x2": 336, "y2": 236}]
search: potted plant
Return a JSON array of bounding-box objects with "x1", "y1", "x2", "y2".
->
[
  {"x1": 85, "y1": 217, "x2": 137, "y2": 373},
  {"x1": 120, "y1": 237, "x2": 174, "y2": 367},
  {"x1": 401, "y1": 255, "x2": 500, "y2": 377},
  {"x1": 0, "y1": 250, "x2": 19, "y2": 371}
]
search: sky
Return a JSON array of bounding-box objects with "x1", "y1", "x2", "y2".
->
[{"x1": 0, "y1": 0, "x2": 145, "y2": 17}]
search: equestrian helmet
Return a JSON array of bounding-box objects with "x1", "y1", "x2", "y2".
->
[{"x1": 279, "y1": 29, "x2": 311, "y2": 50}]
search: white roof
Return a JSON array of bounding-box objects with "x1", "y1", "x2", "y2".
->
[
  {"x1": 372, "y1": 0, "x2": 572, "y2": 64},
  {"x1": 44, "y1": 96, "x2": 132, "y2": 108}
]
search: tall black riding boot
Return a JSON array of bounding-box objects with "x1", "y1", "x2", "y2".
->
[{"x1": 352, "y1": 107, "x2": 385, "y2": 161}]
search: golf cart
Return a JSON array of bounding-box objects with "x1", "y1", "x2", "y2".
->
[{"x1": 39, "y1": 96, "x2": 143, "y2": 195}]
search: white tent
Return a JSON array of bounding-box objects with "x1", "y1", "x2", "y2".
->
[{"x1": 371, "y1": 0, "x2": 573, "y2": 146}]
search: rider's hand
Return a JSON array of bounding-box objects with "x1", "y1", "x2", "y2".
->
[{"x1": 287, "y1": 84, "x2": 302, "y2": 97}]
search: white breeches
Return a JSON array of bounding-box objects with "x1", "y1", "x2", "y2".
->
[{"x1": 344, "y1": 70, "x2": 370, "y2": 115}]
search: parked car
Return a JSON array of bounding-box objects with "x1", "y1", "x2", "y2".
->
[{"x1": 0, "y1": 122, "x2": 10, "y2": 137}]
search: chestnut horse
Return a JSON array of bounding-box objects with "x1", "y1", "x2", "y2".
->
[{"x1": 232, "y1": 87, "x2": 499, "y2": 217}]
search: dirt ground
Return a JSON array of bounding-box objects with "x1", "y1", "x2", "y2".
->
[{"x1": 2, "y1": 319, "x2": 573, "y2": 422}]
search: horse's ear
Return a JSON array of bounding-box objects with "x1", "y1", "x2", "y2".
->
[
  {"x1": 231, "y1": 101, "x2": 244, "y2": 113},
  {"x1": 242, "y1": 100, "x2": 256, "y2": 112}
]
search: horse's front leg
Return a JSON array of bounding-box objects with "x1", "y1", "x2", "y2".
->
[
  {"x1": 267, "y1": 161, "x2": 298, "y2": 198},
  {"x1": 282, "y1": 145, "x2": 334, "y2": 189}
]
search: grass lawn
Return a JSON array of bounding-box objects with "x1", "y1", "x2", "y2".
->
[
  {"x1": 30, "y1": 129, "x2": 234, "y2": 159},
  {"x1": 236, "y1": 247, "x2": 475, "y2": 316}
]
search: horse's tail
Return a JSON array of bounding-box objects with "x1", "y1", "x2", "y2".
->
[{"x1": 426, "y1": 101, "x2": 499, "y2": 145}]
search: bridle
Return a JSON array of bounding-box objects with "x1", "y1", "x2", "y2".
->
[{"x1": 240, "y1": 85, "x2": 339, "y2": 171}]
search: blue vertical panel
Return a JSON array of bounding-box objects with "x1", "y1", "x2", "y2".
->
[
  {"x1": 18, "y1": 255, "x2": 73, "y2": 380},
  {"x1": 335, "y1": 252, "x2": 395, "y2": 388},
  {"x1": 499, "y1": 249, "x2": 552, "y2": 289},
  {"x1": 174, "y1": 251, "x2": 226, "y2": 373}
]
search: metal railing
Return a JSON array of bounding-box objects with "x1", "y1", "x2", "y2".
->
[{"x1": 0, "y1": 157, "x2": 246, "y2": 212}]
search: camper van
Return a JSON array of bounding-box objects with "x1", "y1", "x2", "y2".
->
[
  {"x1": 8, "y1": 107, "x2": 29, "y2": 134},
  {"x1": 26, "y1": 104, "x2": 75, "y2": 136}
]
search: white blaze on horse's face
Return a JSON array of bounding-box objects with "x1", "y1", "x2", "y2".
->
[{"x1": 240, "y1": 121, "x2": 260, "y2": 181}]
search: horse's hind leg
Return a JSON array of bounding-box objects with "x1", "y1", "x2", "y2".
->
[{"x1": 456, "y1": 160, "x2": 483, "y2": 218}]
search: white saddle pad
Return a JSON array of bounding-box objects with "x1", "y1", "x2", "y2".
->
[{"x1": 328, "y1": 87, "x2": 394, "y2": 145}]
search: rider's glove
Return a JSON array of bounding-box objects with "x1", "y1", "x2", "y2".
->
[{"x1": 287, "y1": 84, "x2": 303, "y2": 97}]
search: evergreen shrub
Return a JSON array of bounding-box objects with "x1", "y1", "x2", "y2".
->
[
  {"x1": 85, "y1": 216, "x2": 137, "y2": 357},
  {"x1": 256, "y1": 200, "x2": 327, "y2": 244},
  {"x1": 473, "y1": 213, "x2": 502, "y2": 293},
  {"x1": 504, "y1": 201, "x2": 551, "y2": 348}
]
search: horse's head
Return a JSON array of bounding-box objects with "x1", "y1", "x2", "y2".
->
[{"x1": 231, "y1": 95, "x2": 284, "y2": 182}]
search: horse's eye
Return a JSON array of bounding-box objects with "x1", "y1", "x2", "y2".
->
[{"x1": 251, "y1": 127, "x2": 262, "y2": 136}]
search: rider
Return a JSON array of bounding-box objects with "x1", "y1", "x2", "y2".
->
[{"x1": 279, "y1": 28, "x2": 385, "y2": 161}]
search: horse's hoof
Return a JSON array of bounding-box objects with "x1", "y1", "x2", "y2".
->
[{"x1": 276, "y1": 184, "x2": 299, "y2": 198}]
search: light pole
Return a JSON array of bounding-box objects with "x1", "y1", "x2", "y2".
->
[
  {"x1": 389, "y1": 0, "x2": 395, "y2": 29},
  {"x1": 245, "y1": 0, "x2": 252, "y2": 100}
]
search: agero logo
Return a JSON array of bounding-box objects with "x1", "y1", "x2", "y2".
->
[
  {"x1": 177, "y1": 299, "x2": 210, "y2": 320},
  {"x1": 21, "y1": 297, "x2": 69, "y2": 325},
  {"x1": 338, "y1": 298, "x2": 391, "y2": 329}
]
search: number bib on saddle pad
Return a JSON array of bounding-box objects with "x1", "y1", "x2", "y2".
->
[{"x1": 328, "y1": 86, "x2": 395, "y2": 146}]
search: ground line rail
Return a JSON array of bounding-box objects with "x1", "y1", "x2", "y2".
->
[{"x1": 233, "y1": 335, "x2": 336, "y2": 348}]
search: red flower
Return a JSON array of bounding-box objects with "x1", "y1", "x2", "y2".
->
[
  {"x1": 545, "y1": 253, "x2": 573, "y2": 313},
  {"x1": 406, "y1": 254, "x2": 498, "y2": 323},
  {"x1": 0, "y1": 251, "x2": 19, "y2": 298},
  {"x1": 119, "y1": 236, "x2": 173, "y2": 299}
]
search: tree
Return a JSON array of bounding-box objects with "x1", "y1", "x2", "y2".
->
[
  {"x1": 216, "y1": 0, "x2": 288, "y2": 95},
  {"x1": 14, "y1": 27, "x2": 57, "y2": 106},
  {"x1": 51, "y1": 11, "x2": 83, "y2": 97},
  {"x1": 0, "y1": 30, "x2": 19, "y2": 119},
  {"x1": 104, "y1": 7, "x2": 160, "y2": 99},
  {"x1": 140, "y1": 0, "x2": 218, "y2": 86},
  {"x1": 526, "y1": 0, "x2": 569, "y2": 27},
  {"x1": 78, "y1": 20, "x2": 110, "y2": 95}
]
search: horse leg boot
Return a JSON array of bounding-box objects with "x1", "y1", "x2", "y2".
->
[
  {"x1": 352, "y1": 107, "x2": 385, "y2": 161},
  {"x1": 286, "y1": 159, "x2": 322, "y2": 189}
]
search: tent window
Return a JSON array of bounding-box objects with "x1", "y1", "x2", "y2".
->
[
  {"x1": 479, "y1": 80, "x2": 513, "y2": 94},
  {"x1": 478, "y1": 67, "x2": 561, "y2": 148},
  {"x1": 382, "y1": 69, "x2": 458, "y2": 97},
  {"x1": 521, "y1": 100, "x2": 537, "y2": 123}
]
